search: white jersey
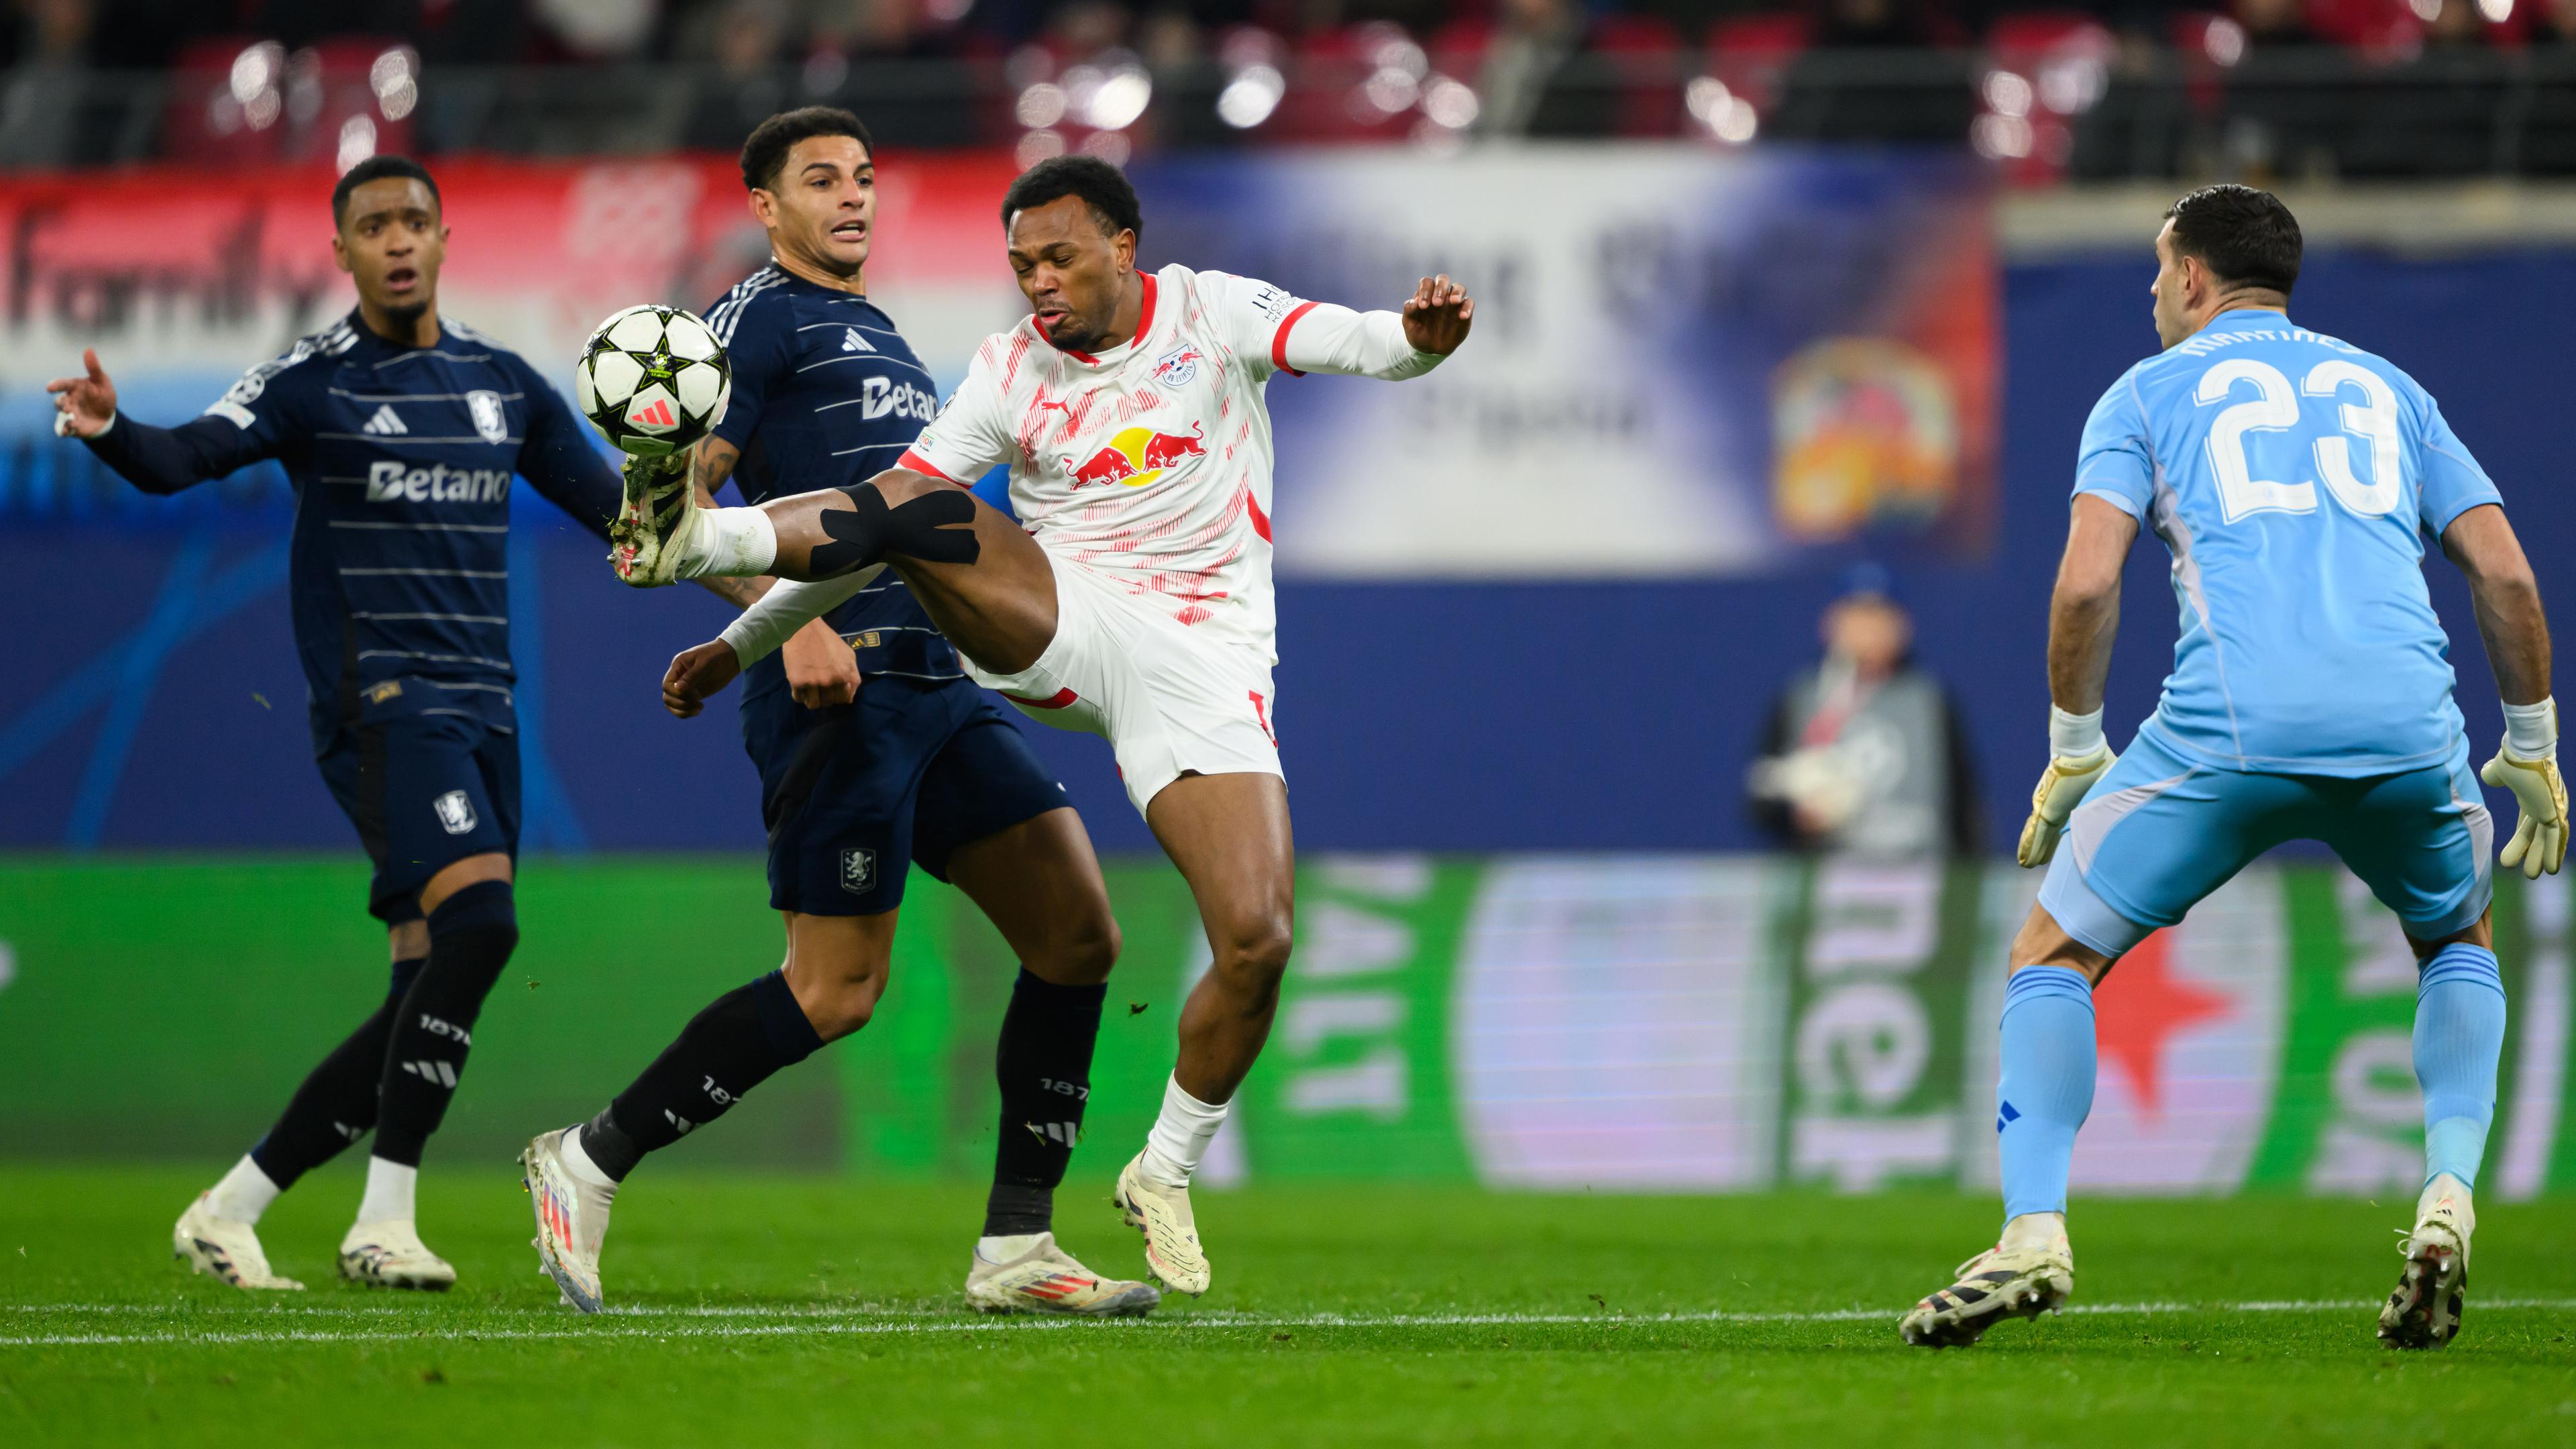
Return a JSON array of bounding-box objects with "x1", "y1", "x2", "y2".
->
[{"x1": 902, "y1": 262, "x2": 1437, "y2": 660}]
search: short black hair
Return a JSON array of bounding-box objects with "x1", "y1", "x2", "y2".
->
[
  {"x1": 1000, "y1": 156, "x2": 1142, "y2": 242},
  {"x1": 332, "y1": 155, "x2": 440, "y2": 228},
  {"x1": 2164, "y1": 184, "x2": 2302, "y2": 297},
  {"x1": 740, "y1": 107, "x2": 873, "y2": 192}
]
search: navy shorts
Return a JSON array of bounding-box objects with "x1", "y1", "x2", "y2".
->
[
  {"x1": 315, "y1": 682, "x2": 521, "y2": 924},
  {"x1": 744, "y1": 674, "x2": 1068, "y2": 916}
]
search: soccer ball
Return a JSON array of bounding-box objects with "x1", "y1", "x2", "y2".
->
[{"x1": 574, "y1": 305, "x2": 731, "y2": 457}]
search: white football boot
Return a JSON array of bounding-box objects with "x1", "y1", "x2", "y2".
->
[
  {"x1": 608, "y1": 450, "x2": 697, "y2": 588},
  {"x1": 965, "y1": 1232, "x2": 1161, "y2": 1317},
  {"x1": 337, "y1": 1218, "x2": 457, "y2": 1291},
  {"x1": 1113, "y1": 1153, "x2": 1212, "y2": 1296},
  {"x1": 1899, "y1": 1214, "x2": 2074, "y2": 1348},
  {"x1": 521, "y1": 1128, "x2": 612, "y2": 1313},
  {"x1": 172, "y1": 1193, "x2": 303, "y2": 1291},
  {"x1": 2379, "y1": 1173, "x2": 2475, "y2": 1350}
]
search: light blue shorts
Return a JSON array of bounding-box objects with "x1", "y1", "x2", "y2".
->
[{"x1": 2039, "y1": 728, "x2": 2494, "y2": 958}]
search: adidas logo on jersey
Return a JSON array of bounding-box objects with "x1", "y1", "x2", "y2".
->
[
  {"x1": 842, "y1": 327, "x2": 875, "y2": 353},
  {"x1": 361, "y1": 405, "x2": 407, "y2": 435}
]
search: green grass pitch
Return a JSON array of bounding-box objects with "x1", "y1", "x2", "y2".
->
[{"x1": 4, "y1": 1166, "x2": 2574, "y2": 1447}]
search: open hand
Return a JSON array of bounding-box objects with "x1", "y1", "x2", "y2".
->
[
  {"x1": 663, "y1": 639, "x2": 743, "y2": 718},
  {"x1": 1401, "y1": 275, "x2": 1474, "y2": 355},
  {"x1": 45, "y1": 349, "x2": 117, "y2": 439},
  {"x1": 782, "y1": 617, "x2": 859, "y2": 709}
]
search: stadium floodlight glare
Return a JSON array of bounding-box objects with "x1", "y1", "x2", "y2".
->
[
  {"x1": 1982, "y1": 70, "x2": 2033, "y2": 121},
  {"x1": 2203, "y1": 17, "x2": 2246, "y2": 66},
  {"x1": 370, "y1": 46, "x2": 418, "y2": 120},
  {"x1": 1067, "y1": 58, "x2": 1152, "y2": 131},
  {"x1": 2036, "y1": 54, "x2": 2106, "y2": 115},
  {"x1": 1217, "y1": 66, "x2": 1285, "y2": 129},
  {"x1": 336, "y1": 115, "x2": 376, "y2": 173},
  {"x1": 1015, "y1": 127, "x2": 1067, "y2": 169},
  {"x1": 1421, "y1": 76, "x2": 1479, "y2": 131},
  {"x1": 1016, "y1": 82, "x2": 1067, "y2": 129},
  {"x1": 1686, "y1": 77, "x2": 1758, "y2": 146}
]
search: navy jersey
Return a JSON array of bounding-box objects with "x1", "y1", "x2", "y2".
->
[
  {"x1": 84, "y1": 311, "x2": 621, "y2": 746},
  {"x1": 704, "y1": 264, "x2": 960, "y2": 684}
]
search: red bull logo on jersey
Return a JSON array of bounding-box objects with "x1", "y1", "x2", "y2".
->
[{"x1": 1062, "y1": 421, "x2": 1206, "y2": 490}]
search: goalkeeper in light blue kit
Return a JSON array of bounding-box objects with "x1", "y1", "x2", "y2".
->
[{"x1": 1901, "y1": 186, "x2": 2566, "y2": 1352}]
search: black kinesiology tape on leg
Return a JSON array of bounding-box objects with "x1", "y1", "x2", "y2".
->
[{"x1": 810, "y1": 483, "x2": 981, "y2": 576}]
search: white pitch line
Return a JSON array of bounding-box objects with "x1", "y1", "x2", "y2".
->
[{"x1": 5, "y1": 1299, "x2": 2576, "y2": 1348}]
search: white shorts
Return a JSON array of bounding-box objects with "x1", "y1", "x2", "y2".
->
[{"x1": 964, "y1": 552, "x2": 1282, "y2": 816}]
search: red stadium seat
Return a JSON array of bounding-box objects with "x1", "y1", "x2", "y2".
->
[
  {"x1": 1980, "y1": 13, "x2": 2118, "y2": 187},
  {"x1": 1703, "y1": 12, "x2": 1811, "y2": 119},
  {"x1": 161, "y1": 36, "x2": 419, "y2": 170},
  {"x1": 1591, "y1": 15, "x2": 1684, "y2": 138}
]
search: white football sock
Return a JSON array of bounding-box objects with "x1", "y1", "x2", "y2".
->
[
  {"x1": 976, "y1": 1232, "x2": 1048, "y2": 1264},
  {"x1": 356, "y1": 1157, "x2": 417, "y2": 1225},
  {"x1": 1999, "y1": 1210, "x2": 2068, "y2": 1254},
  {"x1": 674, "y1": 506, "x2": 777, "y2": 580},
  {"x1": 1139, "y1": 1075, "x2": 1231, "y2": 1189},
  {"x1": 558, "y1": 1125, "x2": 618, "y2": 1192},
  {"x1": 207, "y1": 1155, "x2": 282, "y2": 1224}
]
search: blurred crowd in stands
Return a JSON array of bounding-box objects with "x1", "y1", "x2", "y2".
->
[{"x1": 1, "y1": 0, "x2": 2573, "y2": 174}]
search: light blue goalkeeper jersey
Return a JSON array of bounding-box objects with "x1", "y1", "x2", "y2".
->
[{"x1": 2076, "y1": 307, "x2": 2503, "y2": 777}]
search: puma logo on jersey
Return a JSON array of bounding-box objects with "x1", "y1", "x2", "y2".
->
[
  {"x1": 842, "y1": 327, "x2": 875, "y2": 353},
  {"x1": 361, "y1": 405, "x2": 408, "y2": 435}
]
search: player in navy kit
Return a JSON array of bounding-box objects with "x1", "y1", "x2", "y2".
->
[
  {"x1": 49, "y1": 156, "x2": 629, "y2": 1292},
  {"x1": 519, "y1": 109, "x2": 1155, "y2": 1318}
]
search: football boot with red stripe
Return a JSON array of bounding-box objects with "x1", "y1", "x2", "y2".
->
[{"x1": 965, "y1": 1232, "x2": 1160, "y2": 1317}]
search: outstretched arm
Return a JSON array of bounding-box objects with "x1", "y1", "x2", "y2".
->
[
  {"x1": 1274, "y1": 275, "x2": 1472, "y2": 381},
  {"x1": 49, "y1": 349, "x2": 269, "y2": 494}
]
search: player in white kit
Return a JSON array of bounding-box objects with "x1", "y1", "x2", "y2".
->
[{"x1": 611, "y1": 156, "x2": 1474, "y2": 1294}]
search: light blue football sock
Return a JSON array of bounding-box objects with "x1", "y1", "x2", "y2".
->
[
  {"x1": 1996, "y1": 965, "x2": 2096, "y2": 1223},
  {"x1": 2415, "y1": 943, "x2": 2506, "y2": 1191}
]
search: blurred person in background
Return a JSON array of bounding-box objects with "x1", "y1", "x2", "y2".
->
[
  {"x1": 678, "y1": 0, "x2": 792, "y2": 148},
  {"x1": 2223, "y1": 0, "x2": 2342, "y2": 180},
  {"x1": 2344, "y1": 0, "x2": 2505, "y2": 178},
  {"x1": 1771, "y1": 0, "x2": 1976, "y2": 144},
  {"x1": 0, "y1": 0, "x2": 90, "y2": 166},
  {"x1": 1748, "y1": 564, "x2": 1982, "y2": 859}
]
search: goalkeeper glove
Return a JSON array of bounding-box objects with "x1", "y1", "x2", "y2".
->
[
  {"x1": 2482, "y1": 698, "x2": 2567, "y2": 879},
  {"x1": 2017, "y1": 706, "x2": 2117, "y2": 869}
]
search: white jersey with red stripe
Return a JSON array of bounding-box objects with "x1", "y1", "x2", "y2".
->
[{"x1": 902, "y1": 263, "x2": 1397, "y2": 662}]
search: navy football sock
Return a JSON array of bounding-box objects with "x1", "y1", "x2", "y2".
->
[
  {"x1": 583, "y1": 970, "x2": 824, "y2": 1181},
  {"x1": 984, "y1": 970, "x2": 1108, "y2": 1236},
  {"x1": 249, "y1": 955, "x2": 425, "y2": 1189},
  {"x1": 373, "y1": 881, "x2": 517, "y2": 1168}
]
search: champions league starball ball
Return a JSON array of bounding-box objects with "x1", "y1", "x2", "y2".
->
[{"x1": 574, "y1": 304, "x2": 731, "y2": 456}]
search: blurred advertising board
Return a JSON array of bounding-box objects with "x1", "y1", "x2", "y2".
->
[
  {"x1": 0, "y1": 147, "x2": 1995, "y2": 578},
  {"x1": 0, "y1": 152, "x2": 1026, "y2": 463},
  {"x1": 1132, "y1": 145, "x2": 1998, "y2": 578},
  {"x1": 3, "y1": 855, "x2": 2567, "y2": 1197}
]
